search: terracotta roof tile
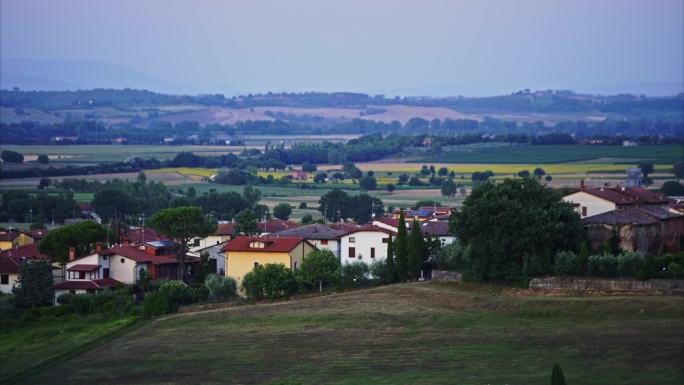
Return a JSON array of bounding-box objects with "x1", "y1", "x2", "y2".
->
[{"x1": 223, "y1": 236, "x2": 305, "y2": 252}]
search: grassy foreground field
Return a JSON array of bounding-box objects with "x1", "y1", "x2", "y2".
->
[{"x1": 19, "y1": 282, "x2": 684, "y2": 385}]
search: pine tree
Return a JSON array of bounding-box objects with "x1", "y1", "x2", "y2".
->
[
  {"x1": 385, "y1": 234, "x2": 395, "y2": 284},
  {"x1": 408, "y1": 221, "x2": 425, "y2": 280},
  {"x1": 550, "y1": 363, "x2": 567, "y2": 385},
  {"x1": 395, "y1": 211, "x2": 409, "y2": 281}
]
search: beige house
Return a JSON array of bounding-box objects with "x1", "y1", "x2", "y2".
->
[
  {"x1": 223, "y1": 236, "x2": 315, "y2": 290},
  {"x1": 563, "y1": 186, "x2": 672, "y2": 218}
]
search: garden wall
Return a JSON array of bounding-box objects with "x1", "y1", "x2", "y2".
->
[{"x1": 529, "y1": 277, "x2": 684, "y2": 292}]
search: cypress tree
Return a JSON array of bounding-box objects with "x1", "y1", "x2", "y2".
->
[
  {"x1": 408, "y1": 221, "x2": 425, "y2": 280},
  {"x1": 395, "y1": 211, "x2": 409, "y2": 281},
  {"x1": 385, "y1": 234, "x2": 396, "y2": 284},
  {"x1": 550, "y1": 363, "x2": 567, "y2": 385},
  {"x1": 577, "y1": 241, "x2": 590, "y2": 275}
]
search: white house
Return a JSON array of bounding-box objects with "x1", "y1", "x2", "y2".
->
[
  {"x1": 53, "y1": 245, "x2": 181, "y2": 298},
  {"x1": 0, "y1": 244, "x2": 52, "y2": 294},
  {"x1": 373, "y1": 218, "x2": 456, "y2": 246},
  {"x1": 563, "y1": 186, "x2": 672, "y2": 218},
  {"x1": 190, "y1": 223, "x2": 234, "y2": 252},
  {"x1": 338, "y1": 225, "x2": 392, "y2": 265}
]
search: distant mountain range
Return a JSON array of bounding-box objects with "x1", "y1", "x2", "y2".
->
[{"x1": 1, "y1": 57, "x2": 683, "y2": 97}]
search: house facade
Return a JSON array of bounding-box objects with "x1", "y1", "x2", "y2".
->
[
  {"x1": 0, "y1": 231, "x2": 34, "y2": 251},
  {"x1": 339, "y1": 225, "x2": 392, "y2": 265},
  {"x1": 270, "y1": 224, "x2": 350, "y2": 257},
  {"x1": 223, "y1": 236, "x2": 315, "y2": 289},
  {"x1": 190, "y1": 223, "x2": 234, "y2": 252}
]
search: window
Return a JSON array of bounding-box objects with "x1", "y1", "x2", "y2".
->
[
  {"x1": 294, "y1": 261, "x2": 298, "y2": 271},
  {"x1": 79, "y1": 271, "x2": 85, "y2": 279},
  {"x1": 120, "y1": 258, "x2": 125, "y2": 264},
  {"x1": 193, "y1": 239, "x2": 201, "y2": 247},
  {"x1": 348, "y1": 247, "x2": 356, "y2": 258},
  {"x1": 320, "y1": 240, "x2": 328, "y2": 245},
  {"x1": 102, "y1": 255, "x2": 107, "y2": 260},
  {"x1": 382, "y1": 238, "x2": 389, "y2": 244},
  {"x1": 581, "y1": 207, "x2": 587, "y2": 217},
  {"x1": 253, "y1": 261, "x2": 259, "y2": 268},
  {"x1": 103, "y1": 268, "x2": 110, "y2": 278},
  {"x1": 370, "y1": 247, "x2": 375, "y2": 259},
  {"x1": 349, "y1": 237, "x2": 356, "y2": 243},
  {"x1": 1, "y1": 274, "x2": 8, "y2": 285}
]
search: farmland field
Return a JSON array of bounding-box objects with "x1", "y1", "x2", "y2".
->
[
  {"x1": 417, "y1": 144, "x2": 684, "y2": 164},
  {"x1": 17, "y1": 282, "x2": 684, "y2": 385}
]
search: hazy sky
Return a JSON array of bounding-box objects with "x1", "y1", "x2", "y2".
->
[{"x1": 2, "y1": 0, "x2": 683, "y2": 95}]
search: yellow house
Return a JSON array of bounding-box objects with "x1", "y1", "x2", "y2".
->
[
  {"x1": 223, "y1": 236, "x2": 315, "y2": 289},
  {"x1": 0, "y1": 231, "x2": 34, "y2": 251}
]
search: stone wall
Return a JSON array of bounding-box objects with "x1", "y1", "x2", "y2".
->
[
  {"x1": 431, "y1": 270, "x2": 462, "y2": 282},
  {"x1": 529, "y1": 276, "x2": 684, "y2": 292}
]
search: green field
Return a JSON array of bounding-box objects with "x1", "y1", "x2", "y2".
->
[
  {"x1": 418, "y1": 144, "x2": 684, "y2": 164},
  {"x1": 16, "y1": 282, "x2": 684, "y2": 385},
  {"x1": 1, "y1": 314, "x2": 138, "y2": 384}
]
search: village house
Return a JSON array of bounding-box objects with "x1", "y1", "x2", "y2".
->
[
  {"x1": 190, "y1": 222, "x2": 235, "y2": 251},
  {"x1": 391, "y1": 206, "x2": 453, "y2": 222},
  {"x1": 53, "y1": 244, "x2": 193, "y2": 299},
  {"x1": 0, "y1": 244, "x2": 50, "y2": 294},
  {"x1": 0, "y1": 230, "x2": 34, "y2": 251},
  {"x1": 582, "y1": 206, "x2": 684, "y2": 255},
  {"x1": 563, "y1": 185, "x2": 672, "y2": 218},
  {"x1": 339, "y1": 225, "x2": 392, "y2": 265},
  {"x1": 223, "y1": 236, "x2": 315, "y2": 289},
  {"x1": 270, "y1": 223, "x2": 351, "y2": 257},
  {"x1": 373, "y1": 217, "x2": 456, "y2": 246}
]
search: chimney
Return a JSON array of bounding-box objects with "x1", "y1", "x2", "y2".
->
[
  {"x1": 95, "y1": 242, "x2": 103, "y2": 252},
  {"x1": 123, "y1": 239, "x2": 130, "y2": 246},
  {"x1": 68, "y1": 247, "x2": 76, "y2": 261}
]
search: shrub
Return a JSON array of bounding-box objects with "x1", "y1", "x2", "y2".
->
[
  {"x1": 0, "y1": 293, "x2": 17, "y2": 318},
  {"x1": 56, "y1": 293, "x2": 75, "y2": 305},
  {"x1": 68, "y1": 294, "x2": 94, "y2": 315},
  {"x1": 369, "y1": 259, "x2": 387, "y2": 283},
  {"x1": 340, "y1": 262, "x2": 370, "y2": 288},
  {"x1": 141, "y1": 291, "x2": 176, "y2": 317},
  {"x1": 242, "y1": 264, "x2": 298, "y2": 300},
  {"x1": 192, "y1": 285, "x2": 210, "y2": 302},
  {"x1": 588, "y1": 253, "x2": 617, "y2": 277},
  {"x1": 616, "y1": 252, "x2": 645, "y2": 277},
  {"x1": 433, "y1": 243, "x2": 466, "y2": 271},
  {"x1": 554, "y1": 251, "x2": 577, "y2": 276},
  {"x1": 204, "y1": 274, "x2": 237, "y2": 301},
  {"x1": 158, "y1": 280, "x2": 194, "y2": 307},
  {"x1": 92, "y1": 290, "x2": 136, "y2": 316}
]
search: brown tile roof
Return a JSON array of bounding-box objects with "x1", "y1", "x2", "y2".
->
[
  {"x1": 257, "y1": 220, "x2": 299, "y2": 233},
  {"x1": 374, "y1": 217, "x2": 400, "y2": 228},
  {"x1": 54, "y1": 278, "x2": 122, "y2": 290},
  {"x1": 124, "y1": 228, "x2": 165, "y2": 244},
  {"x1": 67, "y1": 264, "x2": 100, "y2": 272},
  {"x1": 100, "y1": 245, "x2": 178, "y2": 265},
  {"x1": 0, "y1": 231, "x2": 25, "y2": 242},
  {"x1": 216, "y1": 223, "x2": 235, "y2": 236},
  {"x1": 27, "y1": 229, "x2": 48, "y2": 240},
  {"x1": 420, "y1": 221, "x2": 452, "y2": 237},
  {"x1": 582, "y1": 206, "x2": 682, "y2": 226},
  {"x1": 271, "y1": 224, "x2": 351, "y2": 240},
  {"x1": 223, "y1": 236, "x2": 305, "y2": 253},
  {"x1": 580, "y1": 187, "x2": 671, "y2": 205},
  {"x1": 0, "y1": 244, "x2": 48, "y2": 260}
]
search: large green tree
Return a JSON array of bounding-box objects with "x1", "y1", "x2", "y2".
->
[
  {"x1": 273, "y1": 203, "x2": 293, "y2": 220},
  {"x1": 450, "y1": 177, "x2": 584, "y2": 283},
  {"x1": 38, "y1": 221, "x2": 111, "y2": 264},
  {"x1": 395, "y1": 211, "x2": 409, "y2": 281},
  {"x1": 149, "y1": 206, "x2": 216, "y2": 281},
  {"x1": 92, "y1": 188, "x2": 135, "y2": 224},
  {"x1": 14, "y1": 260, "x2": 54, "y2": 308},
  {"x1": 407, "y1": 220, "x2": 425, "y2": 280},
  {"x1": 234, "y1": 209, "x2": 259, "y2": 235},
  {"x1": 296, "y1": 249, "x2": 340, "y2": 292}
]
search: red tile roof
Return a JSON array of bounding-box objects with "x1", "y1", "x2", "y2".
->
[
  {"x1": 374, "y1": 217, "x2": 400, "y2": 228},
  {"x1": 27, "y1": 229, "x2": 48, "y2": 240},
  {"x1": 124, "y1": 228, "x2": 165, "y2": 244},
  {"x1": 100, "y1": 245, "x2": 178, "y2": 265},
  {"x1": 0, "y1": 244, "x2": 48, "y2": 260},
  {"x1": 216, "y1": 223, "x2": 235, "y2": 236},
  {"x1": 54, "y1": 278, "x2": 122, "y2": 290},
  {"x1": 223, "y1": 236, "x2": 305, "y2": 253},
  {"x1": 0, "y1": 255, "x2": 22, "y2": 274},
  {"x1": 257, "y1": 220, "x2": 299, "y2": 233},
  {"x1": 420, "y1": 221, "x2": 452, "y2": 236},
  {"x1": 67, "y1": 264, "x2": 100, "y2": 272},
  {"x1": 582, "y1": 206, "x2": 683, "y2": 226},
  {"x1": 0, "y1": 231, "x2": 25, "y2": 242},
  {"x1": 579, "y1": 187, "x2": 671, "y2": 205}
]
